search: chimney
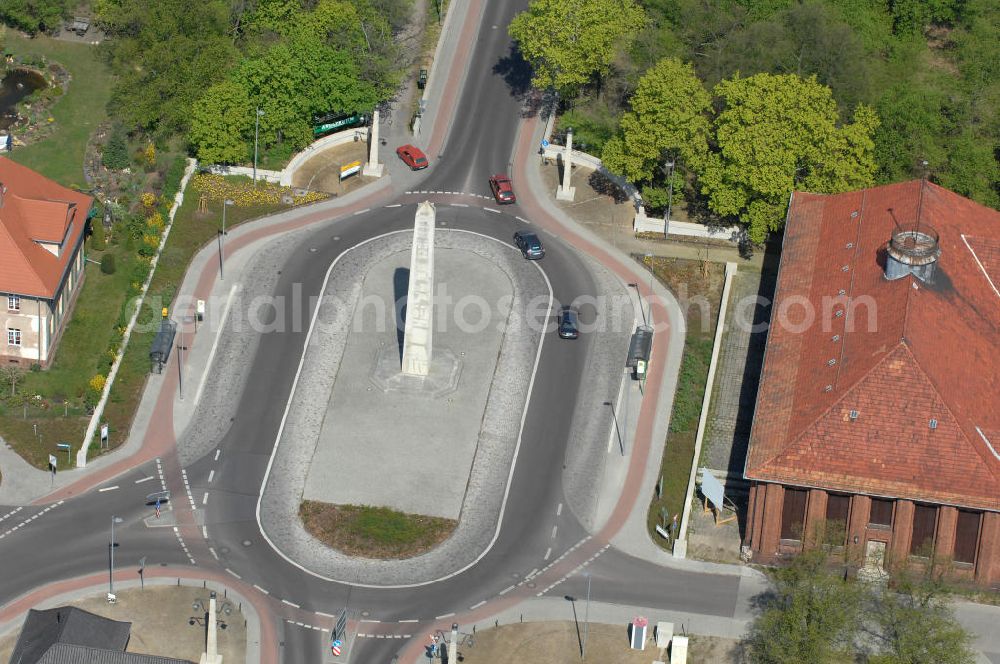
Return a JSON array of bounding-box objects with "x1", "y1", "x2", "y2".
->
[{"x1": 884, "y1": 223, "x2": 941, "y2": 284}]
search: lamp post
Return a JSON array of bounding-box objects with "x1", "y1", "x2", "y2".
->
[
  {"x1": 664, "y1": 158, "x2": 675, "y2": 239},
  {"x1": 253, "y1": 108, "x2": 265, "y2": 185},
  {"x1": 218, "y1": 199, "x2": 233, "y2": 280},
  {"x1": 644, "y1": 253, "x2": 654, "y2": 323},
  {"x1": 582, "y1": 573, "x2": 591, "y2": 659},
  {"x1": 108, "y1": 515, "x2": 123, "y2": 600}
]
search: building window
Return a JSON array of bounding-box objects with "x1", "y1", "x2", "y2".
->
[
  {"x1": 824, "y1": 493, "x2": 850, "y2": 545},
  {"x1": 7, "y1": 328, "x2": 21, "y2": 346},
  {"x1": 954, "y1": 509, "x2": 981, "y2": 565},
  {"x1": 7, "y1": 295, "x2": 19, "y2": 311},
  {"x1": 869, "y1": 498, "x2": 894, "y2": 527},
  {"x1": 910, "y1": 504, "x2": 938, "y2": 556},
  {"x1": 781, "y1": 488, "x2": 808, "y2": 541}
]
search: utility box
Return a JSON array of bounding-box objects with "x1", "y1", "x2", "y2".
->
[
  {"x1": 629, "y1": 617, "x2": 648, "y2": 650},
  {"x1": 196, "y1": 299, "x2": 206, "y2": 321},
  {"x1": 671, "y1": 635, "x2": 689, "y2": 664}
]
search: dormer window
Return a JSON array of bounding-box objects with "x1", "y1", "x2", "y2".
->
[{"x1": 7, "y1": 295, "x2": 19, "y2": 311}]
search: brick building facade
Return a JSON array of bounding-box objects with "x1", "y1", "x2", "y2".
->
[{"x1": 743, "y1": 180, "x2": 1000, "y2": 587}]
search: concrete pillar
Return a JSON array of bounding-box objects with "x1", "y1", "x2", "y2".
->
[
  {"x1": 362, "y1": 109, "x2": 384, "y2": 177},
  {"x1": 401, "y1": 201, "x2": 436, "y2": 376},
  {"x1": 556, "y1": 129, "x2": 576, "y2": 201},
  {"x1": 891, "y1": 499, "x2": 915, "y2": 567},
  {"x1": 758, "y1": 483, "x2": 784, "y2": 559},
  {"x1": 805, "y1": 489, "x2": 828, "y2": 547},
  {"x1": 199, "y1": 595, "x2": 223, "y2": 664},
  {"x1": 935, "y1": 506, "x2": 958, "y2": 562},
  {"x1": 976, "y1": 512, "x2": 1000, "y2": 586}
]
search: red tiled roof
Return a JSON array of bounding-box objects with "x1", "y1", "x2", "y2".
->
[
  {"x1": 745, "y1": 180, "x2": 1000, "y2": 511},
  {"x1": 0, "y1": 157, "x2": 92, "y2": 298}
]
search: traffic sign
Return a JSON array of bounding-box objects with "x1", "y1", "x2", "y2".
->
[
  {"x1": 56, "y1": 443, "x2": 71, "y2": 450},
  {"x1": 541, "y1": 139, "x2": 549, "y2": 148},
  {"x1": 331, "y1": 639, "x2": 342, "y2": 656}
]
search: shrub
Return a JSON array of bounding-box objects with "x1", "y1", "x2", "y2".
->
[
  {"x1": 90, "y1": 219, "x2": 106, "y2": 250},
  {"x1": 89, "y1": 374, "x2": 106, "y2": 394},
  {"x1": 103, "y1": 126, "x2": 130, "y2": 171},
  {"x1": 100, "y1": 254, "x2": 116, "y2": 274}
]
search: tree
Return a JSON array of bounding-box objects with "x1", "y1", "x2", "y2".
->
[
  {"x1": 744, "y1": 549, "x2": 864, "y2": 663},
  {"x1": 189, "y1": 80, "x2": 254, "y2": 164},
  {"x1": 508, "y1": 0, "x2": 646, "y2": 97},
  {"x1": 698, "y1": 72, "x2": 879, "y2": 243},
  {"x1": 867, "y1": 560, "x2": 976, "y2": 664},
  {"x1": 0, "y1": 365, "x2": 23, "y2": 397},
  {"x1": 0, "y1": 0, "x2": 66, "y2": 34},
  {"x1": 602, "y1": 58, "x2": 711, "y2": 183},
  {"x1": 102, "y1": 126, "x2": 130, "y2": 171}
]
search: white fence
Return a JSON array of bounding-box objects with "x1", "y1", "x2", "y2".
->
[{"x1": 203, "y1": 126, "x2": 370, "y2": 189}]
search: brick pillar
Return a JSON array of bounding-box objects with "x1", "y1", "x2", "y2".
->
[
  {"x1": 935, "y1": 506, "x2": 958, "y2": 562},
  {"x1": 805, "y1": 489, "x2": 828, "y2": 548},
  {"x1": 846, "y1": 495, "x2": 870, "y2": 565},
  {"x1": 891, "y1": 500, "x2": 915, "y2": 571},
  {"x1": 746, "y1": 483, "x2": 766, "y2": 550},
  {"x1": 758, "y1": 484, "x2": 785, "y2": 559},
  {"x1": 976, "y1": 512, "x2": 1000, "y2": 586}
]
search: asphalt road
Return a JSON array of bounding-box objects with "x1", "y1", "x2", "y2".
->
[{"x1": 0, "y1": 2, "x2": 750, "y2": 663}]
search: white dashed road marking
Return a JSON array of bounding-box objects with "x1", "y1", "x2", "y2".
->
[{"x1": 98, "y1": 485, "x2": 118, "y2": 492}]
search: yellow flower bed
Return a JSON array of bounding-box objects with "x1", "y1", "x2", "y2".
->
[{"x1": 192, "y1": 173, "x2": 329, "y2": 207}]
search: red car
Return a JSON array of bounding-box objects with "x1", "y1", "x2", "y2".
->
[
  {"x1": 489, "y1": 174, "x2": 516, "y2": 204},
  {"x1": 396, "y1": 144, "x2": 429, "y2": 170}
]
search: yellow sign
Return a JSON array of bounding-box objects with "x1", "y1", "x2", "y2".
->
[{"x1": 340, "y1": 160, "x2": 362, "y2": 180}]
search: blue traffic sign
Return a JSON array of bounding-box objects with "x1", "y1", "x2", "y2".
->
[{"x1": 541, "y1": 139, "x2": 549, "y2": 148}]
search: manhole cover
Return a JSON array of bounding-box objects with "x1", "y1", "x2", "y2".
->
[
  {"x1": 361, "y1": 610, "x2": 370, "y2": 617},
  {"x1": 219, "y1": 547, "x2": 230, "y2": 555},
  {"x1": 333, "y1": 236, "x2": 340, "y2": 241},
  {"x1": 310, "y1": 247, "x2": 318, "y2": 253},
  {"x1": 511, "y1": 573, "x2": 520, "y2": 579},
  {"x1": 527, "y1": 583, "x2": 536, "y2": 588},
  {"x1": 242, "y1": 540, "x2": 252, "y2": 547}
]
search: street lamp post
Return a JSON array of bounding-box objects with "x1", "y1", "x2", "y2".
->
[
  {"x1": 644, "y1": 253, "x2": 654, "y2": 322},
  {"x1": 664, "y1": 158, "x2": 675, "y2": 239},
  {"x1": 253, "y1": 108, "x2": 265, "y2": 186},
  {"x1": 218, "y1": 199, "x2": 234, "y2": 280},
  {"x1": 108, "y1": 516, "x2": 123, "y2": 600},
  {"x1": 582, "y1": 573, "x2": 591, "y2": 659}
]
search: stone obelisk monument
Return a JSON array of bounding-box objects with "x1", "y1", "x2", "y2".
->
[
  {"x1": 401, "y1": 201, "x2": 436, "y2": 376},
  {"x1": 556, "y1": 127, "x2": 576, "y2": 201},
  {"x1": 199, "y1": 593, "x2": 223, "y2": 664},
  {"x1": 362, "y1": 109, "x2": 384, "y2": 177}
]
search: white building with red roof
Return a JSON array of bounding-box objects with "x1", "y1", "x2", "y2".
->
[
  {"x1": 744, "y1": 180, "x2": 1000, "y2": 587},
  {"x1": 0, "y1": 157, "x2": 92, "y2": 367}
]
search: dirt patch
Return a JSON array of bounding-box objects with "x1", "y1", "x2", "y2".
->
[
  {"x1": 300, "y1": 500, "x2": 456, "y2": 559},
  {"x1": 287, "y1": 141, "x2": 372, "y2": 194},
  {"x1": 455, "y1": 622, "x2": 740, "y2": 663}
]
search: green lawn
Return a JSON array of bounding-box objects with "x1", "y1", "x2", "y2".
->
[
  {"x1": 645, "y1": 258, "x2": 725, "y2": 547},
  {"x1": 300, "y1": 501, "x2": 457, "y2": 559},
  {"x1": 5, "y1": 32, "x2": 113, "y2": 188}
]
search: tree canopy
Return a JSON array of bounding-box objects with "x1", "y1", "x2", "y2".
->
[
  {"x1": 0, "y1": 0, "x2": 65, "y2": 34},
  {"x1": 745, "y1": 549, "x2": 976, "y2": 664},
  {"x1": 91, "y1": 0, "x2": 405, "y2": 161},
  {"x1": 508, "y1": 0, "x2": 646, "y2": 97},
  {"x1": 601, "y1": 58, "x2": 711, "y2": 183},
  {"x1": 699, "y1": 73, "x2": 878, "y2": 242}
]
